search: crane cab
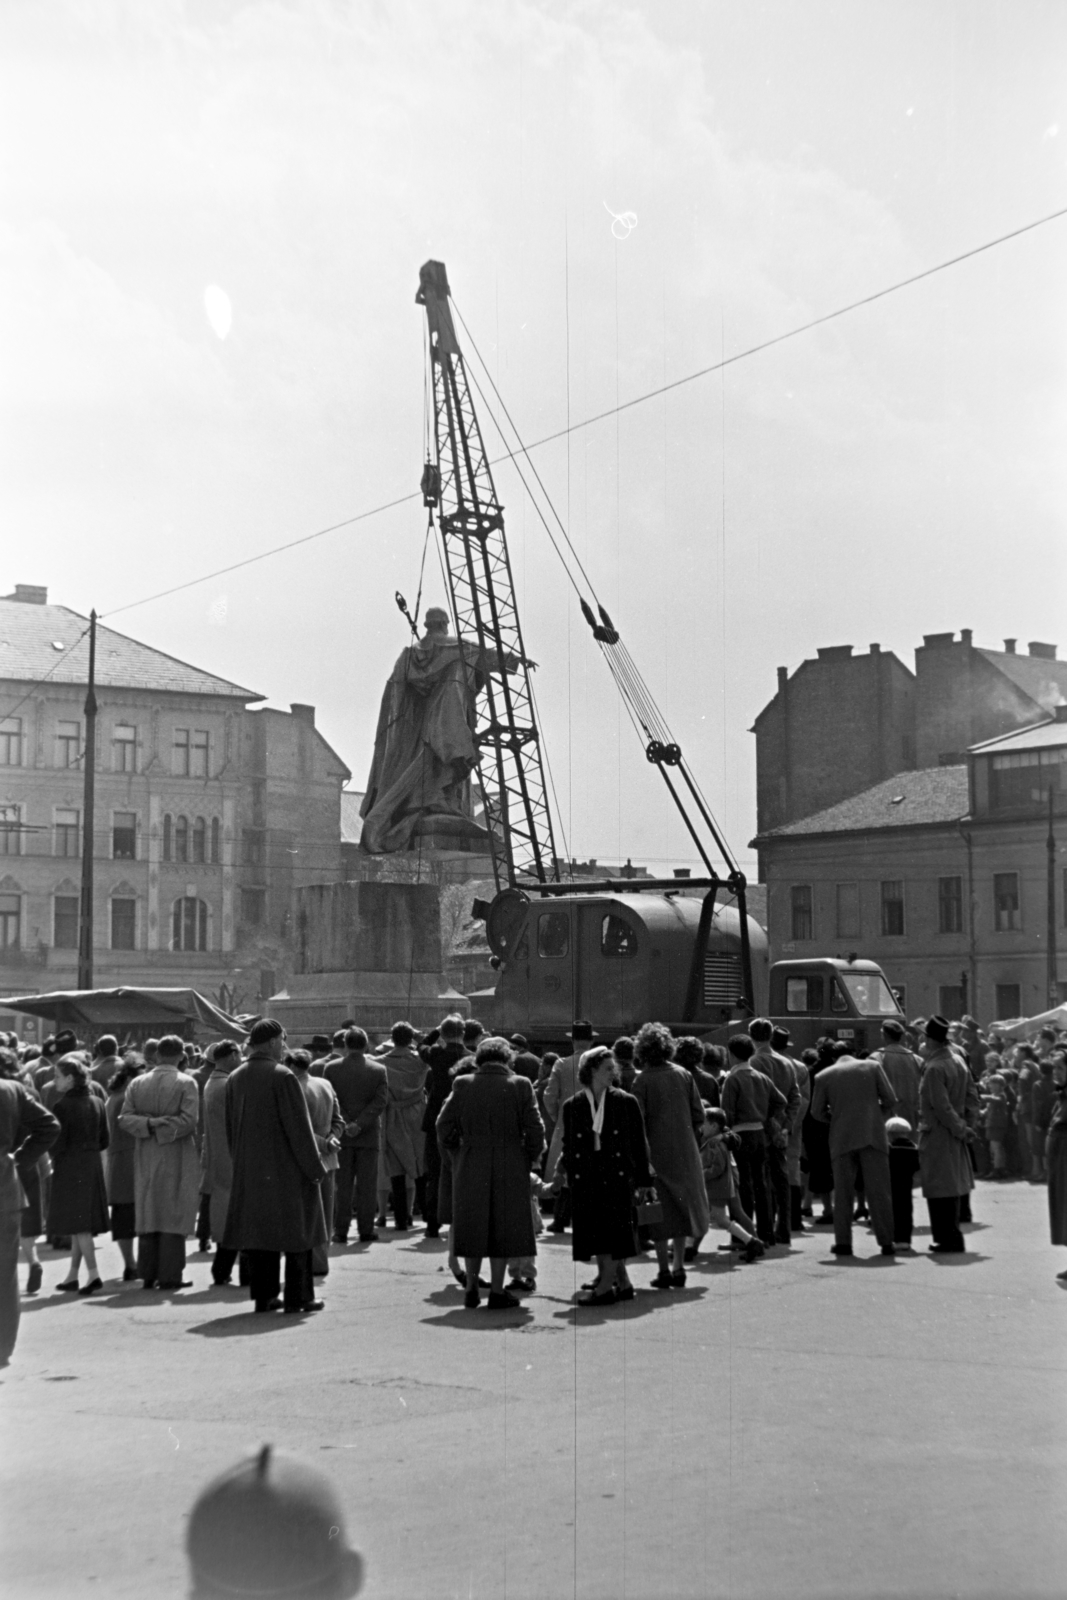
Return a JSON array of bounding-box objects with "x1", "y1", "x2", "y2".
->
[
  {"x1": 476, "y1": 883, "x2": 768, "y2": 1049},
  {"x1": 768, "y1": 958, "x2": 903, "y2": 1054}
]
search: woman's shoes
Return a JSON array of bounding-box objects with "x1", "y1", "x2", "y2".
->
[
  {"x1": 56, "y1": 1280, "x2": 80, "y2": 1292},
  {"x1": 463, "y1": 1286, "x2": 480, "y2": 1309},
  {"x1": 486, "y1": 1289, "x2": 520, "y2": 1310},
  {"x1": 452, "y1": 1268, "x2": 489, "y2": 1288},
  {"x1": 743, "y1": 1238, "x2": 765, "y2": 1263},
  {"x1": 78, "y1": 1278, "x2": 103, "y2": 1296},
  {"x1": 507, "y1": 1276, "x2": 535, "y2": 1294},
  {"x1": 122, "y1": 1267, "x2": 140, "y2": 1282},
  {"x1": 650, "y1": 1270, "x2": 673, "y2": 1290},
  {"x1": 615, "y1": 1283, "x2": 635, "y2": 1301},
  {"x1": 25, "y1": 1263, "x2": 42, "y2": 1294},
  {"x1": 576, "y1": 1286, "x2": 616, "y2": 1306},
  {"x1": 670, "y1": 1268, "x2": 687, "y2": 1288}
]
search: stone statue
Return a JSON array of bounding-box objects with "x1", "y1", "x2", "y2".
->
[{"x1": 360, "y1": 607, "x2": 495, "y2": 855}]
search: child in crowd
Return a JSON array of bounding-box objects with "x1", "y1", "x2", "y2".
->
[
  {"x1": 981, "y1": 1075, "x2": 1011, "y2": 1178},
  {"x1": 700, "y1": 1107, "x2": 764, "y2": 1263},
  {"x1": 507, "y1": 1170, "x2": 557, "y2": 1293},
  {"x1": 885, "y1": 1115, "x2": 920, "y2": 1250}
]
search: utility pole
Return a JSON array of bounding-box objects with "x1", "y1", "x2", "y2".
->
[
  {"x1": 1048, "y1": 783, "x2": 1058, "y2": 1010},
  {"x1": 77, "y1": 610, "x2": 97, "y2": 990}
]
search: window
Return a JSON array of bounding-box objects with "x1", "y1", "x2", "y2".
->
[
  {"x1": 790, "y1": 885, "x2": 813, "y2": 942},
  {"x1": 840, "y1": 972, "x2": 901, "y2": 1015},
  {"x1": 835, "y1": 882, "x2": 860, "y2": 940},
  {"x1": 112, "y1": 724, "x2": 137, "y2": 773},
  {"x1": 995, "y1": 983, "x2": 1021, "y2": 1021},
  {"x1": 0, "y1": 806, "x2": 21, "y2": 857},
  {"x1": 938, "y1": 876, "x2": 963, "y2": 934},
  {"x1": 994, "y1": 872, "x2": 1020, "y2": 932},
  {"x1": 880, "y1": 880, "x2": 905, "y2": 937},
  {"x1": 990, "y1": 747, "x2": 1067, "y2": 811},
  {"x1": 241, "y1": 829, "x2": 265, "y2": 867},
  {"x1": 112, "y1": 812, "x2": 137, "y2": 861},
  {"x1": 190, "y1": 730, "x2": 209, "y2": 779},
  {"x1": 162, "y1": 815, "x2": 173, "y2": 862},
  {"x1": 537, "y1": 911, "x2": 569, "y2": 958},
  {"x1": 0, "y1": 893, "x2": 19, "y2": 949},
  {"x1": 785, "y1": 976, "x2": 824, "y2": 1013},
  {"x1": 55, "y1": 720, "x2": 81, "y2": 768},
  {"x1": 210, "y1": 817, "x2": 221, "y2": 864},
  {"x1": 53, "y1": 895, "x2": 79, "y2": 949},
  {"x1": 938, "y1": 984, "x2": 965, "y2": 1021},
  {"x1": 173, "y1": 729, "x2": 190, "y2": 776},
  {"x1": 600, "y1": 914, "x2": 637, "y2": 958},
  {"x1": 54, "y1": 808, "x2": 80, "y2": 858},
  {"x1": 175, "y1": 816, "x2": 189, "y2": 863},
  {"x1": 0, "y1": 717, "x2": 22, "y2": 766},
  {"x1": 240, "y1": 888, "x2": 266, "y2": 927},
  {"x1": 111, "y1": 897, "x2": 136, "y2": 950},
  {"x1": 173, "y1": 896, "x2": 208, "y2": 952},
  {"x1": 892, "y1": 986, "x2": 907, "y2": 1017},
  {"x1": 192, "y1": 817, "x2": 206, "y2": 864}
]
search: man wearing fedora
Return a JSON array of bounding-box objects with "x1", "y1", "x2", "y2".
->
[
  {"x1": 544, "y1": 1022, "x2": 599, "y2": 1229},
  {"x1": 918, "y1": 1015, "x2": 979, "y2": 1253}
]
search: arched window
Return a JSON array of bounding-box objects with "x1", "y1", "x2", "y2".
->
[
  {"x1": 175, "y1": 815, "x2": 189, "y2": 863},
  {"x1": 173, "y1": 896, "x2": 208, "y2": 952},
  {"x1": 162, "y1": 814, "x2": 172, "y2": 862},
  {"x1": 192, "y1": 817, "x2": 206, "y2": 864},
  {"x1": 210, "y1": 817, "x2": 221, "y2": 864}
]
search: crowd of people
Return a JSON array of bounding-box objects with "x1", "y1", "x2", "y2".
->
[{"x1": 3, "y1": 1004, "x2": 1067, "y2": 1364}]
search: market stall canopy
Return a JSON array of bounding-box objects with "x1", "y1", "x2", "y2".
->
[
  {"x1": 995, "y1": 1002, "x2": 1067, "y2": 1041},
  {"x1": 0, "y1": 987, "x2": 248, "y2": 1040}
]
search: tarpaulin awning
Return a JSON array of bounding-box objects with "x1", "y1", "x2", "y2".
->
[
  {"x1": 994, "y1": 1003, "x2": 1067, "y2": 1041},
  {"x1": 0, "y1": 987, "x2": 248, "y2": 1040}
]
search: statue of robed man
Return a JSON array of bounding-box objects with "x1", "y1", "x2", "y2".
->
[{"x1": 360, "y1": 607, "x2": 499, "y2": 854}]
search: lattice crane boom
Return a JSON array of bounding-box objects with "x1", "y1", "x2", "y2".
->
[{"x1": 416, "y1": 260, "x2": 559, "y2": 889}]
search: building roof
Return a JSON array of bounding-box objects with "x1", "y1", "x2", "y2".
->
[
  {"x1": 756, "y1": 765, "x2": 969, "y2": 841},
  {"x1": 978, "y1": 647, "x2": 1067, "y2": 712},
  {"x1": 0, "y1": 599, "x2": 262, "y2": 701},
  {"x1": 970, "y1": 716, "x2": 1067, "y2": 756}
]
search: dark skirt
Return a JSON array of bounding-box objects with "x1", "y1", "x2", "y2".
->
[
  {"x1": 111, "y1": 1201, "x2": 137, "y2": 1241},
  {"x1": 48, "y1": 1152, "x2": 109, "y2": 1236},
  {"x1": 571, "y1": 1153, "x2": 642, "y2": 1262},
  {"x1": 1048, "y1": 1128, "x2": 1067, "y2": 1247},
  {"x1": 20, "y1": 1160, "x2": 45, "y2": 1238},
  {"x1": 803, "y1": 1114, "x2": 834, "y2": 1195}
]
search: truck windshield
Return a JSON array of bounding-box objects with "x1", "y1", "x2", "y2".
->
[{"x1": 839, "y1": 972, "x2": 901, "y2": 1016}]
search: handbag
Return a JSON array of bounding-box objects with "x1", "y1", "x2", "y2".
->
[{"x1": 635, "y1": 1191, "x2": 663, "y2": 1226}]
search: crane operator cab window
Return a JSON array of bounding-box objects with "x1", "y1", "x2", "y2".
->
[
  {"x1": 538, "y1": 911, "x2": 570, "y2": 959},
  {"x1": 785, "y1": 976, "x2": 824, "y2": 1013},
  {"x1": 601, "y1": 913, "x2": 637, "y2": 959}
]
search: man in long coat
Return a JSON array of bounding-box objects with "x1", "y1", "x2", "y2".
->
[
  {"x1": 200, "y1": 1041, "x2": 242, "y2": 1286},
  {"x1": 119, "y1": 1034, "x2": 200, "y2": 1290},
  {"x1": 223, "y1": 1019, "x2": 328, "y2": 1314},
  {"x1": 872, "y1": 1019, "x2": 922, "y2": 1135},
  {"x1": 288, "y1": 1049, "x2": 344, "y2": 1277},
  {"x1": 809, "y1": 1051, "x2": 897, "y2": 1257},
  {"x1": 918, "y1": 1015, "x2": 978, "y2": 1254},
  {"x1": 0, "y1": 1076, "x2": 58, "y2": 1366}
]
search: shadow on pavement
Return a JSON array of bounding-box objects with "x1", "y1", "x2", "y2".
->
[
  {"x1": 818, "y1": 1254, "x2": 901, "y2": 1266},
  {"x1": 924, "y1": 1251, "x2": 990, "y2": 1266},
  {"x1": 187, "y1": 1311, "x2": 296, "y2": 1337},
  {"x1": 550, "y1": 1289, "x2": 683, "y2": 1325},
  {"x1": 421, "y1": 1306, "x2": 534, "y2": 1328}
]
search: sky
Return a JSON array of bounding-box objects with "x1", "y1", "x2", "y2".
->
[{"x1": 3, "y1": 0, "x2": 1067, "y2": 876}]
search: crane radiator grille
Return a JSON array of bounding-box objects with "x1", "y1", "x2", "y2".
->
[{"x1": 703, "y1": 952, "x2": 742, "y2": 1008}]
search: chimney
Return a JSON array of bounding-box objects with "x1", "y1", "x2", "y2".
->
[
  {"x1": 290, "y1": 703, "x2": 316, "y2": 727},
  {"x1": 3, "y1": 584, "x2": 48, "y2": 605},
  {"x1": 960, "y1": 629, "x2": 973, "y2": 647},
  {"x1": 1054, "y1": 705, "x2": 1067, "y2": 723},
  {"x1": 673, "y1": 868, "x2": 691, "y2": 879},
  {"x1": 922, "y1": 632, "x2": 955, "y2": 648},
  {"x1": 1004, "y1": 638, "x2": 1016, "y2": 654},
  {"x1": 816, "y1": 645, "x2": 853, "y2": 662},
  {"x1": 777, "y1": 666, "x2": 788, "y2": 692},
  {"x1": 1028, "y1": 641, "x2": 1058, "y2": 661},
  {"x1": 869, "y1": 642, "x2": 881, "y2": 655}
]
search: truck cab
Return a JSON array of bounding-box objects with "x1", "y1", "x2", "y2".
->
[{"x1": 769, "y1": 958, "x2": 903, "y2": 1054}]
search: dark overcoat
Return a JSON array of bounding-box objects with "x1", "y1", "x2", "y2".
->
[
  {"x1": 436, "y1": 1063, "x2": 544, "y2": 1258},
  {"x1": 632, "y1": 1062, "x2": 710, "y2": 1239},
  {"x1": 48, "y1": 1088, "x2": 109, "y2": 1235},
  {"x1": 918, "y1": 1046, "x2": 977, "y2": 1199},
  {"x1": 222, "y1": 1052, "x2": 327, "y2": 1253},
  {"x1": 1046, "y1": 1091, "x2": 1067, "y2": 1246},
  {"x1": 561, "y1": 1086, "x2": 652, "y2": 1262}
]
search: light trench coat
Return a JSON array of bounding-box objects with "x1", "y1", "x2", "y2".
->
[{"x1": 119, "y1": 1065, "x2": 200, "y2": 1235}]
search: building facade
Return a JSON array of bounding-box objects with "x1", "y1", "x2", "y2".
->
[
  {"x1": 754, "y1": 711, "x2": 1067, "y2": 1025},
  {"x1": 0, "y1": 586, "x2": 349, "y2": 1028}
]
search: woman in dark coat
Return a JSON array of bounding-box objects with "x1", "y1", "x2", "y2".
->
[
  {"x1": 558, "y1": 1046, "x2": 653, "y2": 1305},
  {"x1": 0, "y1": 1047, "x2": 47, "y2": 1295},
  {"x1": 49, "y1": 1056, "x2": 109, "y2": 1294},
  {"x1": 632, "y1": 1022, "x2": 710, "y2": 1288},
  {"x1": 105, "y1": 1057, "x2": 144, "y2": 1282},
  {"x1": 436, "y1": 1037, "x2": 544, "y2": 1310},
  {"x1": 802, "y1": 1040, "x2": 837, "y2": 1223},
  {"x1": 1045, "y1": 1050, "x2": 1067, "y2": 1278}
]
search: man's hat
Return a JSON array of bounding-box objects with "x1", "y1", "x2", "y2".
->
[
  {"x1": 882, "y1": 1019, "x2": 904, "y2": 1040},
  {"x1": 186, "y1": 1444, "x2": 364, "y2": 1599},
  {"x1": 567, "y1": 1021, "x2": 598, "y2": 1042},
  {"x1": 509, "y1": 1033, "x2": 528, "y2": 1049},
  {"x1": 309, "y1": 1035, "x2": 331, "y2": 1052},
  {"x1": 925, "y1": 1015, "x2": 950, "y2": 1043},
  {"x1": 53, "y1": 1029, "x2": 78, "y2": 1055}
]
